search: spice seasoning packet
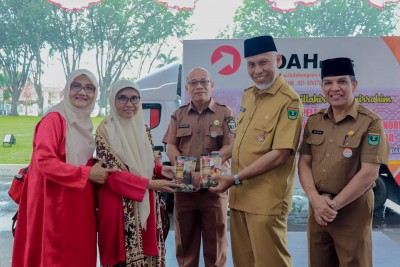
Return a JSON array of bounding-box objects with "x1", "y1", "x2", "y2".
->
[
  {"x1": 175, "y1": 156, "x2": 196, "y2": 192},
  {"x1": 200, "y1": 152, "x2": 222, "y2": 188}
]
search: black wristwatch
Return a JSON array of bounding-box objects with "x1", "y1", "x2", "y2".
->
[{"x1": 233, "y1": 174, "x2": 242, "y2": 186}]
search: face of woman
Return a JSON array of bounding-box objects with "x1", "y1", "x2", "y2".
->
[
  {"x1": 69, "y1": 75, "x2": 96, "y2": 109},
  {"x1": 115, "y1": 88, "x2": 141, "y2": 118}
]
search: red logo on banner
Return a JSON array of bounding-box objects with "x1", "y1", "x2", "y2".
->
[{"x1": 211, "y1": 45, "x2": 241, "y2": 76}]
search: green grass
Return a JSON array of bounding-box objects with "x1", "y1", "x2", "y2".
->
[{"x1": 0, "y1": 116, "x2": 104, "y2": 164}]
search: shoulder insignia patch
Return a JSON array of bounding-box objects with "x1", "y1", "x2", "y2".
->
[
  {"x1": 225, "y1": 117, "x2": 236, "y2": 134},
  {"x1": 368, "y1": 132, "x2": 380, "y2": 146},
  {"x1": 368, "y1": 126, "x2": 381, "y2": 133},
  {"x1": 287, "y1": 107, "x2": 299, "y2": 120}
]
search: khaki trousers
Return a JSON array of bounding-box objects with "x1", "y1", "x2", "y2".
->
[{"x1": 230, "y1": 209, "x2": 292, "y2": 267}]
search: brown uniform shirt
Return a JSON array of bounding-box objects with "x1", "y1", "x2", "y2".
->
[
  {"x1": 162, "y1": 98, "x2": 235, "y2": 170},
  {"x1": 299, "y1": 100, "x2": 390, "y2": 194},
  {"x1": 230, "y1": 74, "x2": 304, "y2": 215}
]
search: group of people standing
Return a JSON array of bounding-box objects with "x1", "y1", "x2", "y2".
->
[{"x1": 12, "y1": 34, "x2": 390, "y2": 267}]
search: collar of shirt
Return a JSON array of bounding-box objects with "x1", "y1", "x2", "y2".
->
[
  {"x1": 251, "y1": 74, "x2": 285, "y2": 97},
  {"x1": 187, "y1": 98, "x2": 216, "y2": 114},
  {"x1": 324, "y1": 99, "x2": 359, "y2": 122}
]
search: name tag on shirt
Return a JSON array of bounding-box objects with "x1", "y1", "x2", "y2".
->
[{"x1": 312, "y1": 130, "x2": 324, "y2": 135}]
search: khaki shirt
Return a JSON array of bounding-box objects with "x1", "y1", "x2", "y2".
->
[
  {"x1": 299, "y1": 100, "x2": 390, "y2": 194},
  {"x1": 230, "y1": 74, "x2": 304, "y2": 215},
  {"x1": 163, "y1": 98, "x2": 235, "y2": 170}
]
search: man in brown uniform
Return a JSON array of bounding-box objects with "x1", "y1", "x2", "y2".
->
[
  {"x1": 162, "y1": 67, "x2": 235, "y2": 267},
  {"x1": 210, "y1": 35, "x2": 304, "y2": 267},
  {"x1": 298, "y1": 57, "x2": 390, "y2": 267}
]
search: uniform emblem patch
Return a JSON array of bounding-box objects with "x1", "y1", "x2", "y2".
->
[
  {"x1": 225, "y1": 117, "x2": 236, "y2": 134},
  {"x1": 287, "y1": 107, "x2": 299, "y2": 120},
  {"x1": 257, "y1": 133, "x2": 265, "y2": 142},
  {"x1": 368, "y1": 132, "x2": 380, "y2": 146},
  {"x1": 343, "y1": 148, "x2": 352, "y2": 158},
  {"x1": 368, "y1": 126, "x2": 381, "y2": 133}
]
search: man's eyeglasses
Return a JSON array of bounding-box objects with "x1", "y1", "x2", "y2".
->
[
  {"x1": 117, "y1": 95, "x2": 141, "y2": 104},
  {"x1": 187, "y1": 79, "x2": 210, "y2": 87},
  {"x1": 70, "y1": 82, "x2": 96, "y2": 93}
]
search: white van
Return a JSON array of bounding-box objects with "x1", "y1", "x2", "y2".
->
[{"x1": 136, "y1": 62, "x2": 181, "y2": 162}]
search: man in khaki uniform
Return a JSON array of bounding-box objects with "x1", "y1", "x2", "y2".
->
[
  {"x1": 162, "y1": 67, "x2": 235, "y2": 267},
  {"x1": 210, "y1": 35, "x2": 304, "y2": 267},
  {"x1": 298, "y1": 57, "x2": 390, "y2": 267}
]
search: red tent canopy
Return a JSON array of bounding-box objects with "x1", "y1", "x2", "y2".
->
[{"x1": 47, "y1": 0, "x2": 399, "y2": 12}]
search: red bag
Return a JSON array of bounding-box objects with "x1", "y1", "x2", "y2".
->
[
  {"x1": 8, "y1": 166, "x2": 28, "y2": 204},
  {"x1": 8, "y1": 166, "x2": 28, "y2": 236}
]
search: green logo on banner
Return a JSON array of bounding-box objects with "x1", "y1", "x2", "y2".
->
[
  {"x1": 368, "y1": 134, "x2": 380, "y2": 146},
  {"x1": 287, "y1": 109, "x2": 299, "y2": 120}
]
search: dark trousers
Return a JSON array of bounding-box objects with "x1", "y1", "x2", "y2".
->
[
  {"x1": 174, "y1": 190, "x2": 228, "y2": 267},
  {"x1": 308, "y1": 189, "x2": 374, "y2": 267}
]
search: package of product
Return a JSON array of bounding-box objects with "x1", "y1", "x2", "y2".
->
[
  {"x1": 200, "y1": 154, "x2": 211, "y2": 188},
  {"x1": 175, "y1": 156, "x2": 196, "y2": 192},
  {"x1": 200, "y1": 152, "x2": 222, "y2": 188},
  {"x1": 209, "y1": 152, "x2": 222, "y2": 187}
]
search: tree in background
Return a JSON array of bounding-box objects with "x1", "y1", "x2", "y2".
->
[
  {"x1": 225, "y1": 0, "x2": 399, "y2": 38},
  {"x1": 0, "y1": 0, "x2": 36, "y2": 115},
  {"x1": 0, "y1": 72, "x2": 11, "y2": 115},
  {"x1": 47, "y1": 8, "x2": 88, "y2": 78},
  {"x1": 87, "y1": 0, "x2": 192, "y2": 116},
  {"x1": 30, "y1": 2, "x2": 53, "y2": 116}
]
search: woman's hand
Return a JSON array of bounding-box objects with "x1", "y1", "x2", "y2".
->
[
  {"x1": 89, "y1": 158, "x2": 119, "y2": 184},
  {"x1": 148, "y1": 179, "x2": 180, "y2": 193}
]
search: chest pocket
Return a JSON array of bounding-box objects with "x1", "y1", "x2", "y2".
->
[
  {"x1": 249, "y1": 123, "x2": 274, "y2": 152},
  {"x1": 336, "y1": 135, "x2": 362, "y2": 164},
  {"x1": 206, "y1": 126, "x2": 224, "y2": 149},
  {"x1": 306, "y1": 134, "x2": 326, "y2": 162},
  {"x1": 177, "y1": 128, "x2": 192, "y2": 149}
]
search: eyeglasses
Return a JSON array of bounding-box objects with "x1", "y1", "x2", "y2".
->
[
  {"x1": 70, "y1": 82, "x2": 96, "y2": 93},
  {"x1": 187, "y1": 79, "x2": 210, "y2": 87},
  {"x1": 117, "y1": 95, "x2": 141, "y2": 104}
]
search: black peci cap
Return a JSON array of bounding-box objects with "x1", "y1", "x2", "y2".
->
[
  {"x1": 244, "y1": 35, "x2": 277, "y2": 58},
  {"x1": 321, "y1": 57, "x2": 355, "y2": 79}
]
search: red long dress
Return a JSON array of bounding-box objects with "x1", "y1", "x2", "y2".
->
[{"x1": 12, "y1": 112, "x2": 97, "y2": 267}]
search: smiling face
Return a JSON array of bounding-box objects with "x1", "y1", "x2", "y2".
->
[
  {"x1": 246, "y1": 51, "x2": 282, "y2": 90},
  {"x1": 115, "y1": 88, "x2": 141, "y2": 119},
  {"x1": 322, "y1": 75, "x2": 357, "y2": 110},
  {"x1": 185, "y1": 68, "x2": 214, "y2": 105},
  {"x1": 69, "y1": 75, "x2": 96, "y2": 109}
]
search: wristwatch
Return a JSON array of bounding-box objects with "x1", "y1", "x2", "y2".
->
[{"x1": 233, "y1": 174, "x2": 242, "y2": 186}]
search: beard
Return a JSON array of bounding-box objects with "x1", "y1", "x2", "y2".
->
[{"x1": 255, "y1": 72, "x2": 278, "y2": 91}]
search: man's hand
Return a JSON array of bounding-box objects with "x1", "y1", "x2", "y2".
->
[
  {"x1": 208, "y1": 174, "x2": 234, "y2": 193},
  {"x1": 161, "y1": 165, "x2": 175, "y2": 179},
  {"x1": 89, "y1": 157, "x2": 119, "y2": 184},
  {"x1": 191, "y1": 172, "x2": 201, "y2": 192},
  {"x1": 148, "y1": 179, "x2": 180, "y2": 193},
  {"x1": 310, "y1": 193, "x2": 338, "y2": 226}
]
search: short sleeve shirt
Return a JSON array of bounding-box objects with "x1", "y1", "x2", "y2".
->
[
  {"x1": 162, "y1": 98, "x2": 235, "y2": 170},
  {"x1": 229, "y1": 75, "x2": 304, "y2": 215},
  {"x1": 299, "y1": 100, "x2": 390, "y2": 194}
]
